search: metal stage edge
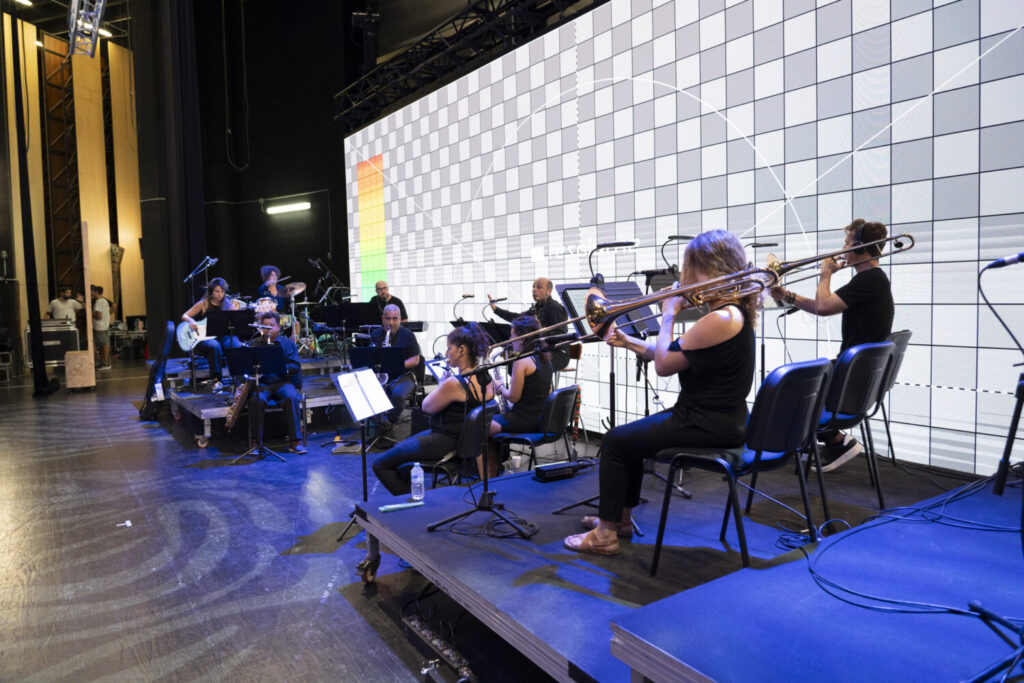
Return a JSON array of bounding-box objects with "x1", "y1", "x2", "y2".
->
[
  {"x1": 353, "y1": 504, "x2": 583, "y2": 683},
  {"x1": 610, "y1": 624, "x2": 713, "y2": 683}
]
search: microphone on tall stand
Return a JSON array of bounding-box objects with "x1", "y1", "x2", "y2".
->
[{"x1": 986, "y1": 251, "x2": 1024, "y2": 269}]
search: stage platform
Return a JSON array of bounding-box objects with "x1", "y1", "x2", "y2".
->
[
  {"x1": 353, "y1": 465, "x2": 828, "y2": 683},
  {"x1": 609, "y1": 479, "x2": 1024, "y2": 682},
  {"x1": 162, "y1": 355, "x2": 346, "y2": 385},
  {"x1": 168, "y1": 375, "x2": 345, "y2": 445},
  {"x1": 353, "y1": 464, "x2": 1022, "y2": 683}
]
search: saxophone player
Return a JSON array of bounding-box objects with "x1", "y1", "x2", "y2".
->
[
  {"x1": 370, "y1": 304, "x2": 422, "y2": 430},
  {"x1": 247, "y1": 311, "x2": 306, "y2": 454}
]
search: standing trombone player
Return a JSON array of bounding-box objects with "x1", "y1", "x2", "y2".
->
[{"x1": 771, "y1": 218, "x2": 895, "y2": 472}]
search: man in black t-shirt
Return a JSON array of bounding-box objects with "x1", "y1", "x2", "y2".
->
[
  {"x1": 247, "y1": 311, "x2": 306, "y2": 454},
  {"x1": 488, "y1": 277, "x2": 571, "y2": 371},
  {"x1": 772, "y1": 219, "x2": 894, "y2": 471},
  {"x1": 369, "y1": 281, "x2": 408, "y2": 322},
  {"x1": 370, "y1": 304, "x2": 421, "y2": 424}
]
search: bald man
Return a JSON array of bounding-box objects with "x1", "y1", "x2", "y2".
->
[
  {"x1": 369, "y1": 280, "x2": 408, "y2": 322},
  {"x1": 489, "y1": 277, "x2": 570, "y2": 371}
]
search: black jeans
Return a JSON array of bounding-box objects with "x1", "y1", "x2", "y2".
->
[
  {"x1": 372, "y1": 430, "x2": 457, "y2": 496},
  {"x1": 597, "y1": 408, "x2": 743, "y2": 522},
  {"x1": 196, "y1": 335, "x2": 242, "y2": 380},
  {"x1": 247, "y1": 381, "x2": 302, "y2": 444}
]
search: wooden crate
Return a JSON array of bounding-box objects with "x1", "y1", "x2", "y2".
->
[{"x1": 65, "y1": 350, "x2": 96, "y2": 390}]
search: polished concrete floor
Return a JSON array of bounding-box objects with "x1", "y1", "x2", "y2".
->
[{"x1": 0, "y1": 359, "x2": 975, "y2": 681}]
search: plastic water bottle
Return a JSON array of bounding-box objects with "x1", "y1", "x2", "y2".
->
[{"x1": 410, "y1": 462, "x2": 425, "y2": 501}]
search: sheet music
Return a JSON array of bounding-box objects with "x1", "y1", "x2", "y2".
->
[{"x1": 336, "y1": 372, "x2": 373, "y2": 422}]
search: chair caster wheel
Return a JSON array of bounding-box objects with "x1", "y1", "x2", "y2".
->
[
  {"x1": 356, "y1": 556, "x2": 380, "y2": 583},
  {"x1": 196, "y1": 435, "x2": 209, "y2": 448}
]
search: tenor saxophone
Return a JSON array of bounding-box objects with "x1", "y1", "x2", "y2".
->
[{"x1": 225, "y1": 379, "x2": 255, "y2": 430}]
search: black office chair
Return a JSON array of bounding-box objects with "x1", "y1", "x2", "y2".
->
[
  {"x1": 650, "y1": 358, "x2": 832, "y2": 574},
  {"x1": 491, "y1": 385, "x2": 580, "y2": 471},
  {"x1": 816, "y1": 341, "x2": 896, "y2": 509},
  {"x1": 426, "y1": 400, "x2": 500, "y2": 487},
  {"x1": 873, "y1": 330, "x2": 912, "y2": 465}
]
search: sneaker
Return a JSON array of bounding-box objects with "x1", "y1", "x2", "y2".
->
[
  {"x1": 288, "y1": 442, "x2": 308, "y2": 455},
  {"x1": 98, "y1": 365, "x2": 112, "y2": 371},
  {"x1": 816, "y1": 435, "x2": 862, "y2": 472}
]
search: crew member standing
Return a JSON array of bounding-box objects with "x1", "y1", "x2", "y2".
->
[
  {"x1": 488, "y1": 277, "x2": 570, "y2": 371},
  {"x1": 770, "y1": 218, "x2": 895, "y2": 471},
  {"x1": 48, "y1": 286, "x2": 82, "y2": 321}
]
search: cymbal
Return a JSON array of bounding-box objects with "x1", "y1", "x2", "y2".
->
[
  {"x1": 293, "y1": 300, "x2": 317, "y2": 306},
  {"x1": 283, "y1": 282, "x2": 306, "y2": 296}
]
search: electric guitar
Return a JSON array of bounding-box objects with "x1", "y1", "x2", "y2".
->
[{"x1": 176, "y1": 320, "x2": 212, "y2": 352}]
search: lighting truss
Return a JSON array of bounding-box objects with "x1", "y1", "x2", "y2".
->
[
  {"x1": 68, "y1": 0, "x2": 107, "y2": 58},
  {"x1": 334, "y1": 0, "x2": 610, "y2": 132}
]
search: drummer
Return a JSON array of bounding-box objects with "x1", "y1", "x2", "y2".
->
[{"x1": 258, "y1": 265, "x2": 291, "y2": 314}]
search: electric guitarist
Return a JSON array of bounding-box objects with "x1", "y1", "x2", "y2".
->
[{"x1": 181, "y1": 277, "x2": 243, "y2": 390}]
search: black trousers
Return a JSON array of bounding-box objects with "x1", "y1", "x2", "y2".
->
[
  {"x1": 386, "y1": 373, "x2": 417, "y2": 422},
  {"x1": 247, "y1": 381, "x2": 302, "y2": 444},
  {"x1": 196, "y1": 335, "x2": 242, "y2": 380},
  {"x1": 597, "y1": 408, "x2": 744, "y2": 522},
  {"x1": 372, "y1": 429, "x2": 457, "y2": 496}
]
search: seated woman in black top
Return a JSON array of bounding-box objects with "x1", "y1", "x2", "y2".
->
[
  {"x1": 486, "y1": 315, "x2": 553, "y2": 474},
  {"x1": 372, "y1": 322, "x2": 494, "y2": 496},
  {"x1": 180, "y1": 277, "x2": 244, "y2": 388},
  {"x1": 564, "y1": 230, "x2": 757, "y2": 556}
]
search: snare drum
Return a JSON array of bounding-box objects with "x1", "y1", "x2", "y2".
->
[
  {"x1": 227, "y1": 297, "x2": 246, "y2": 311},
  {"x1": 254, "y1": 297, "x2": 277, "y2": 314}
]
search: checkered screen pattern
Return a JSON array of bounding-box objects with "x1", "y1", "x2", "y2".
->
[{"x1": 346, "y1": 0, "x2": 1024, "y2": 475}]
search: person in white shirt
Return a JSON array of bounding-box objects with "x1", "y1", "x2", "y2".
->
[
  {"x1": 91, "y1": 285, "x2": 111, "y2": 370},
  {"x1": 47, "y1": 286, "x2": 83, "y2": 321}
]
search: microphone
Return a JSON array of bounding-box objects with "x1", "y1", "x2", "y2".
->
[
  {"x1": 986, "y1": 252, "x2": 1024, "y2": 269},
  {"x1": 780, "y1": 306, "x2": 800, "y2": 317},
  {"x1": 540, "y1": 332, "x2": 578, "y2": 347},
  {"x1": 208, "y1": 256, "x2": 218, "y2": 266},
  {"x1": 249, "y1": 322, "x2": 272, "y2": 329},
  {"x1": 639, "y1": 267, "x2": 670, "y2": 277},
  {"x1": 488, "y1": 297, "x2": 508, "y2": 303},
  {"x1": 461, "y1": 294, "x2": 473, "y2": 298},
  {"x1": 596, "y1": 241, "x2": 635, "y2": 249}
]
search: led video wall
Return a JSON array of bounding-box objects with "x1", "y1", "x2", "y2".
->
[{"x1": 346, "y1": 0, "x2": 1024, "y2": 475}]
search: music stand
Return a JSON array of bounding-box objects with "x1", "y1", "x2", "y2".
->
[
  {"x1": 205, "y1": 308, "x2": 254, "y2": 341},
  {"x1": 350, "y1": 346, "x2": 408, "y2": 448},
  {"x1": 333, "y1": 368, "x2": 395, "y2": 545},
  {"x1": 224, "y1": 344, "x2": 289, "y2": 463},
  {"x1": 480, "y1": 320, "x2": 511, "y2": 347}
]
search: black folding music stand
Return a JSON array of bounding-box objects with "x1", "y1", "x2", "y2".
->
[
  {"x1": 224, "y1": 344, "x2": 289, "y2": 463},
  {"x1": 332, "y1": 368, "x2": 396, "y2": 552},
  {"x1": 349, "y1": 346, "x2": 408, "y2": 448},
  {"x1": 205, "y1": 308, "x2": 254, "y2": 341},
  {"x1": 480, "y1": 320, "x2": 512, "y2": 346}
]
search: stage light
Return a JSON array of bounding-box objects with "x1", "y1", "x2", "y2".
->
[
  {"x1": 264, "y1": 201, "x2": 311, "y2": 215},
  {"x1": 98, "y1": 28, "x2": 112, "y2": 38},
  {"x1": 35, "y1": 40, "x2": 43, "y2": 47},
  {"x1": 16, "y1": 0, "x2": 33, "y2": 6}
]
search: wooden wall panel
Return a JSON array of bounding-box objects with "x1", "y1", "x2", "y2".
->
[
  {"x1": 108, "y1": 43, "x2": 144, "y2": 318},
  {"x1": 71, "y1": 48, "x2": 110, "y2": 298},
  {"x1": 3, "y1": 15, "x2": 48, "y2": 340}
]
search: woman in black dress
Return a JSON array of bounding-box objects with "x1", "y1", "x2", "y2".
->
[
  {"x1": 372, "y1": 322, "x2": 494, "y2": 496},
  {"x1": 564, "y1": 230, "x2": 758, "y2": 555}
]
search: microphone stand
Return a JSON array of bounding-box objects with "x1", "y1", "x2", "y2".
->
[
  {"x1": 452, "y1": 295, "x2": 472, "y2": 325},
  {"x1": 427, "y1": 353, "x2": 536, "y2": 538}
]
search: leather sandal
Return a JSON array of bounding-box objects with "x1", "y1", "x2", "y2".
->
[
  {"x1": 563, "y1": 530, "x2": 620, "y2": 555},
  {"x1": 581, "y1": 515, "x2": 633, "y2": 539}
]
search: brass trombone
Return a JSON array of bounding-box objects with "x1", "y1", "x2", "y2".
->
[
  {"x1": 487, "y1": 267, "x2": 778, "y2": 353},
  {"x1": 765, "y1": 233, "x2": 914, "y2": 286}
]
